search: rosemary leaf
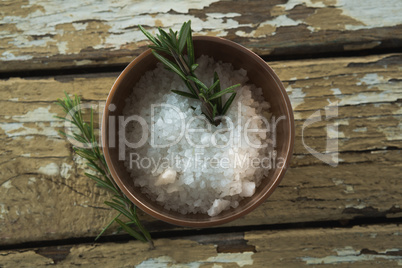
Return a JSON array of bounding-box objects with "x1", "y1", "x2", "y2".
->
[
  {"x1": 187, "y1": 75, "x2": 208, "y2": 91},
  {"x1": 115, "y1": 219, "x2": 147, "y2": 242},
  {"x1": 56, "y1": 93, "x2": 153, "y2": 246},
  {"x1": 104, "y1": 201, "x2": 136, "y2": 222},
  {"x1": 158, "y1": 28, "x2": 175, "y2": 50},
  {"x1": 184, "y1": 80, "x2": 198, "y2": 97},
  {"x1": 152, "y1": 51, "x2": 186, "y2": 80},
  {"x1": 95, "y1": 213, "x2": 121, "y2": 241},
  {"x1": 54, "y1": 115, "x2": 73, "y2": 123},
  {"x1": 178, "y1": 21, "x2": 187, "y2": 43},
  {"x1": 221, "y1": 92, "x2": 237, "y2": 115},
  {"x1": 113, "y1": 194, "x2": 130, "y2": 205},
  {"x1": 86, "y1": 160, "x2": 106, "y2": 175},
  {"x1": 85, "y1": 173, "x2": 118, "y2": 194},
  {"x1": 171, "y1": 90, "x2": 199, "y2": 99},
  {"x1": 138, "y1": 25, "x2": 159, "y2": 46},
  {"x1": 191, "y1": 63, "x2": 199, "y2": 72},
  {"x1": 139, "y1": 20, "x2": 240, "y2": 126},
  {"x1": 186, "y1": 21, "x2": 195, "y2": 66},
  {"x1": 112, "y1": 197, "x2": 127, "y2": 207},
  {"x1": 213, "y1": 72, "x2": 222, "y2": 114},
  {"x1": 206, "y1": 78, "x2": 220, "y2": 94},
  {"x1": 178, "y1": 21, "x2": 190, "y2": 53},
  {"x1": 208, "y1": 87, "x2": 236, "y2": 101},
  {"x1": 209, "y1": 83, "x2": 241, "y2": 101},
  {"x1": 148, "y1": 45, "x2": 170, "y2": 54},
  {"x1": 74, "y1": 148, "x2": 97, "y2": 161}
]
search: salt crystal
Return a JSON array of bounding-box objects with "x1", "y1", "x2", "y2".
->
[
  {"x1": 240, "y1": 181, "x2": 255, "y2": 197},
  {"x1": 207, "y1": 199, "x2": 230, "y2": 216},
  {"x1": 123, "y1": 55, "x2": 272, "y2": 216},
  {"x1": 154, "y1": 168, "x2": 177, "y2": 186},
  {"x1": 201, "y1": 133, "x2": 211, "y2": 145}
]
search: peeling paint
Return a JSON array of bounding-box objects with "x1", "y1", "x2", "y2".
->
[
  {"x1": 286, "y1": 85, "x2": 306, "y2": 110},
  {"x1": 1, "y1": 0, "x2": 402, "y2": 67},
  {"x1": 301, "y1": 246, "x2": 402, "y2": 265},
  {"x1": 38, "y1": 163, "x2": 60, "y2": 176},
  {"x1": 353, "y1": 127, "x2": 367, "y2": 133},
  {"x1": 1, "y1": 0, "x2": 243, "y2": 59},
  {"x1": 346, "y1": 203, "x2": 366, "y2": 209},
  {"x1": 12, "y1": 106, "x2": 57, "y2": 122},
  {"x1": 136, "y1": 252, "x2": 254, "y2": 268},
  {"x1": 206, "y1": 252, "x2": 254, "y2": 267},
  {"x1": 1, "y1": 51, "x2": 33, "y2": 61},
  {"x1": 72, "y1": 22, "x2": 88, "y2": 31},
  {"x1": 331, "y1": 88, "x2": 342, "y2": 95},
  {"x1": 2, "y1": 180, "x2": 13, "y2": 190},
  {"x1": 0, "y1": 203, "x2": 8, "y2": 220},
  {"x1": 338, "y1": 91, "x2": 399, "y2": 106},
  {"x1": 236, "y1": 15, "x2": 301, "y2": 38},
  {"x1": 73, "y1": 155, "x2": 96, "y2": 175},
  {"x1": 0, "y1": 106, "x2": 63, "y2": 137},
  {"x1": 338, "y1": 74, "x2": 402, "y2": 106},
  {"x1": 0, "y1": 122, "x2": 62, "y2": 137},
  {"x1": 279, "y1": 0, "x2": 402, "y2": 32},
  {"x1": 332, "y1": 178, "x2": 344, "y2": 186},
  {"x1": 28, "y1": 177, "x2": 36, "y2": 185},
  {"x1": 344, "y1": 185, "x2": 354, "y2": 194},
  {"x1": 0, "y1": 123, "x2": 26, "y2": 137},
  {"x1": 60, "y1": 163, "x2": 73, "y2": 179},
  {"x1": 337, "y1": 0, "x2": 402, "y2": 30},
  {"x1": 327, "y1": 124, "x2": 345, "y2": 139},
  {"x1": 335, "y1": 246, "x2": 360, "y2": 256},
  {"x1": 305, "y1": 8, "x2": 364, "y2": 31},
  {"x1": 377, "y1": 121, "x2": 402, "y2": 141},
  {"x1": 331, "y1": 178, "x2": 354, "y2": 194},
  {"x1": 57, "y1": 41, "x2": 68, "y2": 54},
  {"x1": 75, "y1": 59, "x2": 93, "y2": 66},
  {"x1": 357, "y1": 73, "x2": 384, "y2": 86}
]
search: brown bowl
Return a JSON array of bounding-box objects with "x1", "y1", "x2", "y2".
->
[{"x1": 102, "y1": 36, "x2": 294, "y2": 227}]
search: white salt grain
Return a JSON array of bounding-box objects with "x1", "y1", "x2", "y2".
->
[
  {"x1": 207, "y1": 199, "x2": 231, "y2": 216},
  {"x1": 123, "y1": 55, "x2": 272, "y2": 216},
  {"x1": 240, "y1": 181, "x2": 256, "y2": 197},
  {"x1": 154, "y1": 168, "x2": 177, "y2": 186}
]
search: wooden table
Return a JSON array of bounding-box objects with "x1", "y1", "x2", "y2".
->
[{"x1": 1, "y1": 0, "x2": 401, "y2": 266}]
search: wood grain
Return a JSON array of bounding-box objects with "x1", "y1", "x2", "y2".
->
[
  {"x1": 0, "y1": 53, "x2": 400, "y2": 245},
  {"x1": 1, "y1": 0, "x2": 402, "y2": 72},
  {"x1": 0, "y1": 224, "x2": 401, "y2": 267}
]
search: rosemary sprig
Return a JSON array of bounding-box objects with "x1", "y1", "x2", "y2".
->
[
  {"x1": 139, "y1": 21, "x2": 240, "y2": 126},
  {"x1": 56, "y1": 92, "x2": 153, "y2": 248}
]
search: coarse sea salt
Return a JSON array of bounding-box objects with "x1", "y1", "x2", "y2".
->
[{"x1": 123, "y1": 55, "x2": 272, "y2": 216}]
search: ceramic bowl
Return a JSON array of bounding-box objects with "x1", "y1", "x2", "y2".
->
[{"x1": 102, "y1": 36, "x2": 294, "y2": 227}]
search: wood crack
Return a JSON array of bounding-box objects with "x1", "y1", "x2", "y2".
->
[{"x1": 41, "y1": 177, "x2": 92, "y2": 198}]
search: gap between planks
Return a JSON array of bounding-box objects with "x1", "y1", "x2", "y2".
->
[{"x1": 1, "y1": 47, "x2": 402, "y2": 80}]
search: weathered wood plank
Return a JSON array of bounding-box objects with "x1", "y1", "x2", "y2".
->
[
  {"x1": 1, "y1": 0, "x2": 402, "y2": 72},
  {"x1": 1, "y1": 224, "x2": 401, "y2": 267},
  {"x1": 0, "y1": 54, "x2": 401, "y2": 245}
]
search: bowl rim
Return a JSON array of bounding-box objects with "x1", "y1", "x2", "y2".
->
[{"x1": 102, "y1": 36, "x2": 295, "y2": 227}]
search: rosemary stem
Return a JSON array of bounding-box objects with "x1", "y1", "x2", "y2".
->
[
  {"x1": 57, "y1": 93, "x2": 152, "y2": 244},
  {"x1": 139, "y1": 21, "x2": 238, "y2": 126},
  {"x1": 174, "y1": 52, "x2": 219, "y2": 125}
]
